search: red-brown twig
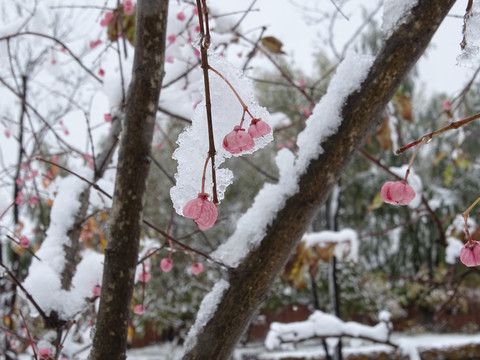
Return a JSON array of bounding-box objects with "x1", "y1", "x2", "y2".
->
[{"x1": 396, "y1": 112, "x2": 480, "y2": 154}]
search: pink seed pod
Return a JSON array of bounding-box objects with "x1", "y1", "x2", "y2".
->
[
  {"x1": 190, "y1": 262, "x2": 204, "y2": 276},
  {"x1": 248, "y1": 118, "x2": 271, "y2": 139},
  {"x1": 160, "y1": 258, "x2": 173, "y2": 272},
  {"x1": 38, "y1": 348, "x2": 51, "y2": 360},
  {"x1": 134, "y1": 304, "x2": 145, "y2": 315},
  {"x1": 138, "y1": 271, "x2": 151, "y2": 283},
  {"x1": 92, "y1": 285, "x2": 101, "y2": 297},
  {"x1": 380, "y1": 181, "x2": 416, "y2": 206},
  {"x1": 460, "y1": 240, "x2": 480, "y2": 267},
  {"x1": 19, "y1": 236, "x2": 29, "y2": 248},
  {"x1": 183, "y1": 193, "x2": 218, "y2": 230},
  {"x1": 223, "y1": 126, "x2": 255, "y2": 154}
]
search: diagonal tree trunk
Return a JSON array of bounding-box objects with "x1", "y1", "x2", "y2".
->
[
  {"x1": 182, "y1": 1, "x2": 456, "y2": 359},
  {"x1": 88, "y1": 1, "x2": 169, "y2": 359}
]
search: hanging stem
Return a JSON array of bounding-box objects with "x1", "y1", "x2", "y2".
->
[
  {"x1": 208, "y1": 65, "x2": 256, "y2": 127},
  {"x1": 396, "y1": 112, "x2": 480, "y2": 154},
  {"x1": 403, "y1": 137, "x2": 426, "y2": 182},
  {"x1": 196, "y1": 0, "x2": 218, "y2": 204},
  {"x1": 462, "y1": 195, "x2": 480, "y2": 243}
]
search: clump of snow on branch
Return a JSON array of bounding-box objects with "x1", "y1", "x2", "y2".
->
[
  {"x1": 213, "y1": 51, "x2": 373, "y2": 267},
  {"x1": 458, "y1": 1, "x2": 480, "y2": 65},
  {"x1": 302, "y1": 228, "x2": 359, "y2": 262},
  {"x1": 182, "y1": 279, "x2": 229, "y2": 354},
  {"x1": 212, "y1": 148, "x2": 297, "y2": 267},
  {"x1": 265, "y1": 310, "x2": 393, "y2": 351},
  {"x1": 22, "y1": 170, "x2": 103, "y2": 319},
  {"x1": 295, "y1": 51, "x2": 373, "y2": 174},
  {"x1": 170, "y1": 53, "x2": 273, "y2": 214},
  {"x1": 382, "y1": 0, "x2": 419, "y2": 37}
]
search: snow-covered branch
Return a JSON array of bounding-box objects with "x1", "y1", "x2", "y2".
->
[{"x1": 265, "y1": 310, "x2": 395, "y2": 350}]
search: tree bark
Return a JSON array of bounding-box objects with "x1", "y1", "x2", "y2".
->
[
  {"x1": 182, "y1": 1, "x2": 456, "y2": 359},
  {"x1": 88, "y1": 1, "x2": 168, "y2": 359}
]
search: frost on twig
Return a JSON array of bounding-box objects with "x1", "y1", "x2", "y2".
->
[
  {"x1": 458, "y1": 0, "x2": 480, "y2": 66},
  {"x1": 170, "y1": 53, "x2": 273, "y2": 214},
  {"x1": 265, "y1": 310, "x2": 394, "y2": 351}
]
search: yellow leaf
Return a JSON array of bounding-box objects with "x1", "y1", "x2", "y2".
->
[
  {"x1": 375, "y1": 119, "x2": 393, "y2": 150},
  {"x1": 368, "y1": 192, "x2": 384, "y2": 211},
  {"x1": 261, "y1": 36, "x2": 286, "y2": 54},
  {"x1": 393, "y1": 93, "x2": 413, "y2": 121}
]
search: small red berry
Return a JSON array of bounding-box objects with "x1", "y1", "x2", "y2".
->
[
  {"x1": 160, "y1": 258, "x2": 173, "y2": 272},
  {"x1": 190, "y1": 262, "x2": 204, "y2": 276}
]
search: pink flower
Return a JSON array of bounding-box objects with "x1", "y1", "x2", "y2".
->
[
  {"x1": 160, "y1": 258, "x2": 173, "y2": 272},
  {"x1": 133, "y1": 304, "x2": 145, "y2": 315},
  {"x1": 190, "y1": 262, "x2": 204, "y2": 276},
  {"x1": 177, "y1": 12, "x2": 186, "y2": 21},
  {"x1": 38, "y1": 347, "x2": 51, "y2": 359},
  {"x1": 167, "y1": 34, "x2": 176, "y2": 44},
  {"x1": 4, "y1": 130, "x2": 10, "y2": 138},
  {"x1": 29, "y1": 196, "x2": 39, "y2": 207},
  {"x1": 104, "y1": 11, "x2": 114, "y2": 23},
  {"x1": 183, "y1": 193, "x2": 218, "y2": 230},
  {"x1": 460, "y1": 240, "x2": 480, "y2": 267},
  {"x1": 443, "y1": 101, "x2": 451, "y2": 111},
  {"x1": 104, "y1": 113, "x2": 112, "y2": 122},
  {"x1": 138, "y1": 271, "x2": 151, "y2": 282},
  {"x1": 92, "y1": 285, "x2": 101, "y2": 297},
  {"x1": 380, "y1": 181, "x2": 416, "y2": 206},
  {"x1": 124, "y1": 0, "x2": 134, "y2": 15},
  {"x1": 89, "y1": 39, "x2": 102, "y2": 49},
  {"x1": 15, "y1": 178, "x2": 23, "y2": 186},
  {"x1": 15, "y1": 191, "x2": 24, "y2": 205},
  {"x1": 248, "y1": 118, "x2": 271, "y2": 139},
  {"x1": 19, "y1": 236, "x2": 29, "y2": 248},
  {"x1": 223, "y1": 126, "x2": 255, "y2": 154},
  {"x1": 98, "y1": 69, "x2": 105, "y2": 76}
]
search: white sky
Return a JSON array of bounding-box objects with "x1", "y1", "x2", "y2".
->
[{"x1": 210, "y1": 0, "x2": 477, "y2": 97}]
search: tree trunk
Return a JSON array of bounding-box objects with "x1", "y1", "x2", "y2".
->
[
  {"x1": 182, "y1": 1, "x2": 456, "y2": 359},
  {"x1": 88, "y1": 1, "x2": 168, "y2": 359}
]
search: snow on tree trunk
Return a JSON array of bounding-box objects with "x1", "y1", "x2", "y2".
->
[
  {"x1": 181, "y1": 1, "x2": 456, "y2": 359},
  {"x1": 88, "y1": 1, "x2": 169, "y2": 360}
]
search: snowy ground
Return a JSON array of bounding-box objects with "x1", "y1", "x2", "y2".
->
[{"x1": 123, "y1": 333, "x2": 480, "y2": 360}]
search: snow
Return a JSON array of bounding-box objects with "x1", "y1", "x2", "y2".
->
[
  {"x1": 181, "y1": 279, "x2": 229, "y2": 355},
  {"x1": 295, "y1": 51, "x2": 373, "y2": 174},
  {"x1": 302, "y1": 228, "x2": 359, "y2": 262},
  {"x1": 457, "y1": 1, "x2": 480, "y2": 66},
  {"x1": 213, "y1": 51, "x2": 373, "y2": 268},
  {"x1": 265, "y1": 310, "x2": 392, "y2": 351},
  {"x1": 22, "y1": 169, "x2": 104, "y2": 320},
  {"x1": 445, "y1": 236, "x2": 464, "y2": 264},
  {"x1": 212, "y1": 148, "x2": 297, "y2": 267},
  {"x1": 382, "y1": 0, "x2": 419, "y2": 37}
]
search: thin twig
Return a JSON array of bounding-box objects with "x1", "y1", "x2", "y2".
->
[{"x1": 396, "y1": 112, "x2": 480, "y2": 154}]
